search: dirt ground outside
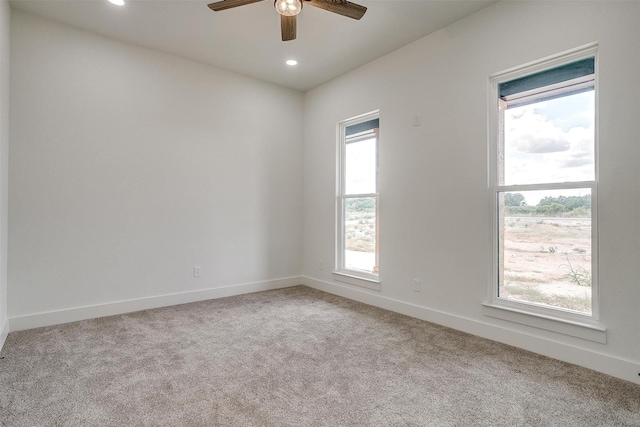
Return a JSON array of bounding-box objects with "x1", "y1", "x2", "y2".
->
[
  {"x1": 501, "y1": 216, "x2": 592, "y2": 314},
  {"x1": 344, "y1": 209, "x2": 376, "y2": 272}
]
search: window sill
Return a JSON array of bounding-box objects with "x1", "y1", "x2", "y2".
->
[
  {"x1": 482, "y1": 302, "x2": 606, "y2": 344},
  {"x1": 333, "y1": 271, "x2": 381, "y2": 291}
]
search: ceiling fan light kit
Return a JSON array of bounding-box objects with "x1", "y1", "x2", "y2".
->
[
  {"x1": 207, "y1": 0, "x2": 367, "y2": 42},
  {"x1": 275, "y1": 0, "x2": 302, "y2": 16}
]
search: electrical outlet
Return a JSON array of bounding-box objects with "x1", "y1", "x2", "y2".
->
[
  {"x1": 193, "y1": 266, "x2": 201, "y2": 278},
  {"x1": 413, "y1": 279, "x2": 421, "y2": 292},
  {"x1": 319, "y1": 260, "x2": 324, "y2": 271}
]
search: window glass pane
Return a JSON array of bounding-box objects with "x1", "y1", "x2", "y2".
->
[
  {"x1": 503, "y1": 90, "x2": 594, "y2": 186},
  {"x1": 498, "y1": 189, "x2": 592, "y2": 314},
  {"x1": 345, "y1": 137, "x2": 376, "y2": 195},
  {"x1": 344, "y1": 197, "x2": 377, "y2": 273}
]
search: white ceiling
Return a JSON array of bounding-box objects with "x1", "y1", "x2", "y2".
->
[{"x1": 10, "y1": 0, "x2": 497, "y2": 91}]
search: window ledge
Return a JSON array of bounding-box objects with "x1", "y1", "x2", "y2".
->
[
  {"x1": 482, "y1": 302, "x2": 606, "y2": 343},
  {"x1": 333, "y1": 271, "x2": 381, "y2": 291}
]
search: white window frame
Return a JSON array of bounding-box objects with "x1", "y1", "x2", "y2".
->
[
  {"x1": 334, "y1": 111, "x2": 380, "y2": 290},
  {"x1": 484, "y1": 44, "x2": 606, "y2": 342}
]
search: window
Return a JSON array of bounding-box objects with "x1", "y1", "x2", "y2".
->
[
  {"x1": 335, "y1": 112, "x2": 380, "y2": 289},
  {"x1": 488, "y1": 46, "x2": 600, "y2": 328}
]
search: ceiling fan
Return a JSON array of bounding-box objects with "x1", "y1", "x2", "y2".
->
[{"x1": 207, "y1": 0, "x2": 367, "y2": 42}]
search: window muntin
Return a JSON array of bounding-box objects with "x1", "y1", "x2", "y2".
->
[
  {"x1": 337, "y1": 113, "x2": 379, "y2": 283},
  {"x1": 491, "y1": 49, "x2": 598, "y2": 321}
]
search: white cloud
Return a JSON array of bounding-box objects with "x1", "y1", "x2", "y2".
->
[{"x1": 503, "y1": 95, "x2": 594, "y2": 186}]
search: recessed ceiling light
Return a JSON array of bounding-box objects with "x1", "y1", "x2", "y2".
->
[
  {"x1": 108, "y1": 0, "x2": 125, "y2": 6},
  {"x1": 286, "y1": 59, "x2": 298, "y2": 66}
]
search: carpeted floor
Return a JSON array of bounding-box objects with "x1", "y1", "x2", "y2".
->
[{"x1": 1, "y1": 285, "x2": 639, "y2": 426}]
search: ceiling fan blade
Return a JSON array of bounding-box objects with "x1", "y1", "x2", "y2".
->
[
  {"x1": 207, "y1": 0, "x2": 263, "y2": 12},
  {"x1": 305, "y1": 0, "x2": 366, "y2": 20},
  {"x1": 281, "y1": 15, "x2": 297, "y2": 41}
]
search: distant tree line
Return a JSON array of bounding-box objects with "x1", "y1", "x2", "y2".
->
[
  {"x1": 505, "y1": 193, "x2": 590, "y2": 217},
  {"x1": 345, "y1": 198, "x2": 375, "y2": 212}
]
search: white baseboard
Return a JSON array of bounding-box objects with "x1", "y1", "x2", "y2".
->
[
  {"x1": 9, "y1": 276, "x2": 302, "y2": 332},
  {"x1": 303, "y1": 276, "x2": 640, "y2": 385},
  {"x1": 0, "y1": 317, "x2": 8, "y2": 352}
]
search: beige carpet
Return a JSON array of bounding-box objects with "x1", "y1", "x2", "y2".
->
[{"x1": 1, "y1": 285, "x2": 639, "y2": 426}]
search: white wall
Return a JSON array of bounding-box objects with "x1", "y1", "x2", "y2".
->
[
  {"x1": 9, "y1": 11, "x2": 303, "y2": 325},
  {"x1": 0, "y1": 0, "x2": 9, "y2": 348},
  {"x1": 303, "y1": 1, "x2": 640, "y2": 383}
]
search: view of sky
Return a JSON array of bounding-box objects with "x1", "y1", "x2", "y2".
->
[
  {"x1": 503, "y1": 90, "x2": 595, "y2": 205},
  {"x1": 345, "y1": 137, "x2": 377, "y2": 195}
]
